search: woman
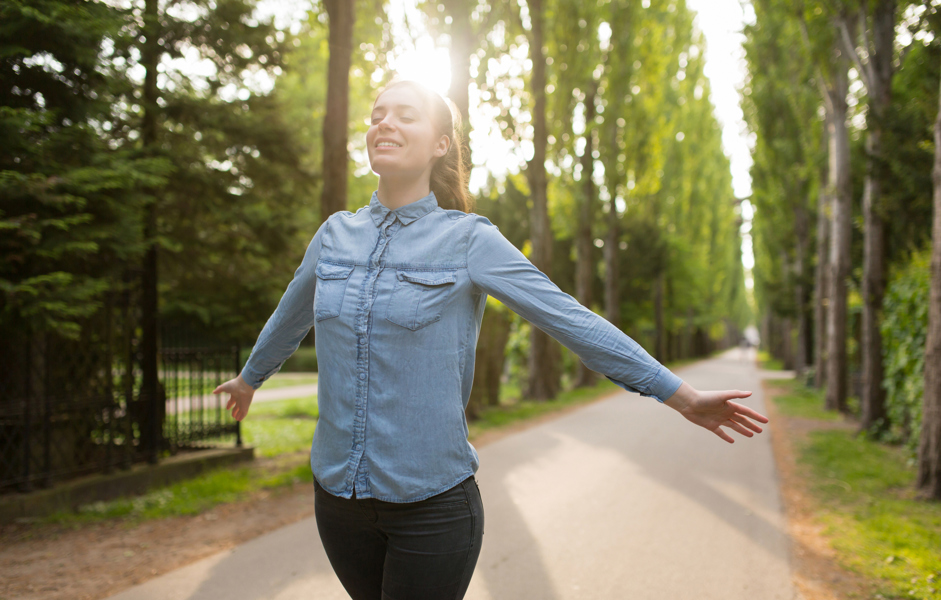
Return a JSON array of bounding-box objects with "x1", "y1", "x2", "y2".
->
[{"x1": 213, "y1": 79, "x2": 768, "y2": 600}]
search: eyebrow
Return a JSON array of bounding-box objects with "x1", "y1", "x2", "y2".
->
[{"x1": 371, "y1": 103, "x2": 421, "y2": 114}]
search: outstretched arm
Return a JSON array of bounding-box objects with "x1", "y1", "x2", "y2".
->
[{"x1": 465, "y1": 214, "x2": 769, "y2": 441}]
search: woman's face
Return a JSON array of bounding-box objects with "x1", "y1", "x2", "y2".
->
[{"x1": 366, "y1": 85, "x2": 450, "y2": 181}]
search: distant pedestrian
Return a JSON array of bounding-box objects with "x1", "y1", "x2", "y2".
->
[{"x1": 214, "y1": 79, "x2": 769, "y2": 600}]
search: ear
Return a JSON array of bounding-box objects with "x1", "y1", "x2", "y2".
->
[{"x1": 433, "y1": 135, "x2": 451, "y2": 158}]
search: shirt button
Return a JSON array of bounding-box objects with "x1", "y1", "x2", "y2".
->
[
  {"x1": 358, "y1": 372, "x2": 366, "y2": 380},
  {"x1": 355, "y1": 444, "x2": 362, "y2": 450}
]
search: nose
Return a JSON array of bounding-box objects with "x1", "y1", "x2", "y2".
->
[{"x1": 375, "y1": 113, "x2": 396, "y2": 131}]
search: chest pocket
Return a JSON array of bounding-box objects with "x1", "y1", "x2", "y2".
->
[
  {"x1": 314, "y1": 262, "x2": 355, "y2": 322},
  {"x1": 385, "y1": 269, "x2": 458, "y2": 331}
]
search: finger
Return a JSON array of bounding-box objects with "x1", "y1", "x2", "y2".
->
[
  {"x1": 227, "y1": 397, "x2": 235, "y2": 409},
  {"x1": 718, "y1": 389, "x2": 752, "y2": 401},
  {"x1": 728, "y1": 401, "x2": 769, "y2": 423},
  {"x1": 723, "y1": 419, "x2": 754, "y2": 438},
  {"x1": 729, "y1": 413, "x2": 764, "y2": 434},
  {"x1": 713, "y1": 427, "x2": 735, "y2": 443}
]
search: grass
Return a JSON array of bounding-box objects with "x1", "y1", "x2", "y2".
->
[
  {"x1": 771, "y1": 380, "x2": 941, "y2": 600},
  {"x1": 241, "y1": 395, "x2": 319, "y2": 458},
  {"x1": 757, "y1": 349, "x2": 785, "y2": 371},
  {"x1": 767, "y1": 378, "x2": 845, "y2": 422}
]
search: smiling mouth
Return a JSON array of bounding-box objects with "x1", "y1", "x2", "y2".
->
[{"x1": 376, "y1": 142, "x2": 402, "y2": 148}]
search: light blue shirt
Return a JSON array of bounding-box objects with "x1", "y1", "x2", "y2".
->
[{"x1": 241, "y1": 191, "x2": 684, "y2": 502}]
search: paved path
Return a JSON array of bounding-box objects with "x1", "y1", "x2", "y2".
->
[{"x1": 105, "y1": 350, "x2": 795, "y2": 600}]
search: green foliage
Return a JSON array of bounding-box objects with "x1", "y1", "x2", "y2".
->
[
  {"x1": 0, "y1": 0, "x2": 157, "y2": 338},
  {"x1": 883, "y1": 41, "x2": 939, "y2": 262},
  {"x1": 880, "y1": 249, "x2": 930, "y2": 453}
]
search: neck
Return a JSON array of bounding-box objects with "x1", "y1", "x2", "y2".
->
[{"x1": 376, "y1": 174, "x2": 433, "y2": 211}]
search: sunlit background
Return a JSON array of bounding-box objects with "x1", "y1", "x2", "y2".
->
[{"x1": 254, "y1": 0, "x2": 758, "y2": 284}]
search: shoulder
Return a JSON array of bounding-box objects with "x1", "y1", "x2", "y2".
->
[
  {"x1": 464, "y1": 213, "x2": 502, "y2": 242},
  {"x1": 326, "y1": 207, "x2": 361, "y2": 223}
]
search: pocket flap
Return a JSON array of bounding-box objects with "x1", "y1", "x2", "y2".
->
[
  {"x1": 316, "y1": 262, "x2": 354, "y2": 280},
  {"x1": 397, "y1": 270, "x2": 457, "y2": 286}
]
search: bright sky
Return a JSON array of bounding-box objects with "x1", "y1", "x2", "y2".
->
[{"x1": 683, "y1": 0, "x2": 756, "y2": 279}]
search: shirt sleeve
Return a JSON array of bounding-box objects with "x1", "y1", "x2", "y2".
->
[
  {"x1": 240, "y1": 220, "x2": 328, "y2": 389},
  {"x1": 465, "y1": 214, "x2": 683, "y2": 403}
]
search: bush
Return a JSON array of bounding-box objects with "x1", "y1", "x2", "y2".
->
[{"x1": 880, "y1": 248, "x2": 930, "y2": 454}]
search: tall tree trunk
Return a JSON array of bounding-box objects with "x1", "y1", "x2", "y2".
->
[
  {"x1": 794, "y1": 197, "x2": 810, "y2": 375},
  {"x1": 320, "y1": 0, "x2": 354, "y2": 221},
  {"x1": 525, "y1": 0, "x2": 560, "y2": 401},
  {"x1": 653, "y1": 272, "x2": 665, "y2": 361},
  {"x1": 917, "y1": 59, "x2": 941, "y2": 500},
  {"x1": 445, "y1": 0, "x2": 472, "y2": 163},
  {"x1": 814, "y1": 134, "x2": 831, "y2": 389},
  {"x1": 467, "y1": 306, "x2": 512, "y2": 420},
  {"x1": 825, "y1": 36, "x2": 851, "y2": 413},
  {"x1": 604, "y1": 199, "x2": 620, "y2": 333},
  {"x1": 575, "y1": 85, "x2": 598, "y2": 388},
  {"x1": 139, "y1": 0, "x2": 165, "y2": 462},
  {"x1": 858, "y1": 1, "x2": 895, "y2": 434}
]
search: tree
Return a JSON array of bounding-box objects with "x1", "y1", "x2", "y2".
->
[
  {"x1": 744, "y1": 0, "x2": 823, "y2": 375},
  {"x1": 321, "y1": 0, "x2": 355, "y2": 222},
  {"x1": 918, "y1": 43, "x2": 941, "y2": 500},
  {"x1": 523, "y1": 0, "x2": 561, "y2": 400},
  {"x1": 837, "y1": 0, "x2": 898, "y2": 433}
]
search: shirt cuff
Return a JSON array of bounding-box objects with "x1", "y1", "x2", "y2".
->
[
  {"x1": 240, "y1": 363, "x2": 280, "y2": 390},
  {"x1": 606, "y1": 366, "x2": 684, "y2": 403}
]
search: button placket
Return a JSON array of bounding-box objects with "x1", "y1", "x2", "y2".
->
[{"x1": 348, "y1": 214, "x2": 399, "y2": 495}]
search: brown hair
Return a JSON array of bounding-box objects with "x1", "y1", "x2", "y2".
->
[{"x1": 374, "y1": 79, "x2": 474, "y2": 213}]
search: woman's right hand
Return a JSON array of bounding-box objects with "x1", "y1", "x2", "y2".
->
[{"x1": 213, "y1": 374, "x2": 256, "y2": 421}]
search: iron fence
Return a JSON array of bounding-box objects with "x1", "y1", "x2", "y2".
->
[{"x1": 1, "y1": 287, "x2": 242, "y2": 493}]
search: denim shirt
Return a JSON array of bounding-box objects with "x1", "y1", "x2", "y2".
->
[{"x1": 241, "y1": 191, "x2": 684, "y2": 502}]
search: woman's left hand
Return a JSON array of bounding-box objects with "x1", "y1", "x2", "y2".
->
[{"x1": 663, "y1": 382, "x2": 769, "y2": 443}]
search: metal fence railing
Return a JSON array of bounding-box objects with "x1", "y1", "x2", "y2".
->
[{"x1": 0, "y1": 290, "x2": 242, "y2": 493}]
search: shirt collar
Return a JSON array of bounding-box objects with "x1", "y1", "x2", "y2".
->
[{"x1": 368, "y1": 191, "x2": 439, "y2": 227}]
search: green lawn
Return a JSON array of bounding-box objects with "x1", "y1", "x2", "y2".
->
[
  {"x1": 241, "y1": 395, "x2": 319, "y2": 457},
  {"x1": 772, "y1": 380, "x2": 941, "y2": 600}
]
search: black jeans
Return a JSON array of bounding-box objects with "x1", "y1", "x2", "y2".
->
[{"x1": 313, "y1": 475, "x2": 484, "y2": 600}]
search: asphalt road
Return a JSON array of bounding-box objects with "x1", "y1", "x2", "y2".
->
[{"x1": 105, "y1": 348, "x2": 795, "y2": 600}]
